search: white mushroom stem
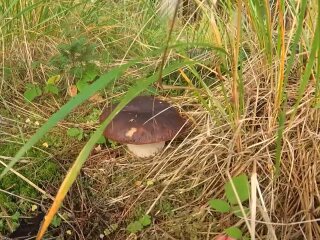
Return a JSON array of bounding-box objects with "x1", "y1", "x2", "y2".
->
[{"x1": 126, "y1": 142, "x2": 165, "y2": 158}]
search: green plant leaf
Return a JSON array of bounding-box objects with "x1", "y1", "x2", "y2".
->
[
  {"x1": 96, "y1": 135, "x2": 106, "y2": 144},
  {"x1": 44, "y1": 84, "x2": 59, "y2": 95},
  {"x1": 24, "y1": 84, "x2": 42, "y2": 102},
  {"x1": 67, "y1": 128, "x2": 83, "y2": 140},
  {"x1": 224, "y1": 226, "x2": 242, "y2": 239},
  {"x1": 126, "y1": 221, "x2": 143, "y2": 233},
  {"x1": 51, "y1": 215, "x2": 61, "y2": 228},
  {"x1": 225, "y1": 174, "x2": 250, "y2": 205},
  {"x1": 231, "y1": 205, "x2": 250, "y2": 218},
  {"x1": 47, "y1": 75, "x2": 61, "y2": 85},
  {"x1": 67, "y1": 128, "x2": 81, "y2": 137},
  {"x1": 82, "y1": 63, "x2": 99, "y2": 83},
  {"x1": 76, "y1": 79, "x2": 90, "y2": 92},
  {"x1": 108, "y1": 139, "x2": 117, "y2": 148},
  {"x1": 138, "y1": 214, "x2": 151, "y2": 227},
  {"x1": 209, "y1": 199, "x2": 230, "y2": 213},
  {"x1": 11, "y1": 212, "x2": 20, "y2": 221}
]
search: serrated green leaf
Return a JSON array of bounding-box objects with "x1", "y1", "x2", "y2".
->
[
  {"x1": 82, "y1": 63, "x2": 99, "y2": 83},
  {"x1": 67, "y1": 128, "x2": 83, "y2": 140},
  {"x1": 24, "y1": 84, "x2": 42, "y2": 102},
  {"x1": 126, "y1": 221, "x2": 143, "y2": 233},
  {"x1": 44, "y1": 84, "x2": 59, "y2": 95},
  {"x1": 67, "y1": 128, "x2": 80, "y2": 137},
  {"x1": 209, "y1": 199, "x2": 230, "y2": 213},
  {"x1": 225, "y1": 174, "x2": 250, "y2": 205},
  {"x1": 47, "y1": 75, "x2": 61, "y2": 85},
  {"x1": 224, "y1": 226, "x2": 242, "y2": 239},
  {"x1": 51, "y1": 215, "x2": 61, "y2": 228},
  {"x1": 138, "y1": 214, "x2": 151, "y2": 227}
]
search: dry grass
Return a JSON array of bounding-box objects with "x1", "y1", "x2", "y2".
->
[
  {"x1": 77, "y1": 55, "x2": 320, "y2": 239},
  {"x1": 1, "y1": 0, "x2": 319, "y2": 239}
]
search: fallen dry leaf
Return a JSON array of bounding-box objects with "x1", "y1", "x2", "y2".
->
[
  {"x1": 94, "y1": 145, "x2": 102, "y2": 152},
  {"x1": 68, "y1": 85, "x2": 78, "y2": 97}
]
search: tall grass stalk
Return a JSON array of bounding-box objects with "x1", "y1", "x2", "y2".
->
[
  {"x1": 274, "y1": 0, "x2": 286, "y2": 116},
  {"x1": 289, "y1": 2, "x2": 319, "y2": 124},
  {"x1": 186, "y1": 65, "x2": 229, "y2": 121},
  {"x1": 274, "y1": 0, "x2": 309, "y2": 177},
  {"x1": 231, "y1": 1, "x2": 243, "y2": 151},
  {"x1": 244, "y1": 0, "x2": 273, "y2": 65},
  {"x1": 244, "y1": 0, "x2": 275, "y2": 133}
]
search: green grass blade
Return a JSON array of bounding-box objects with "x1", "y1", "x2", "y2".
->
[
  {"x1": 35, "y1": 60, "x2": 194, "y2": 240},
  {"x1": 187, "y1": 65, "x2": 228, "y2": 120},
  {"x1": 1, "y1": 1, "x2": 43, "y2": 28},
  {"x1": 289, "y1": 8, "x2": 320, "y2": 122},
  {"x1": 245, "y1": 0, "x2": 273, "y2": 63},
  {"x1": 29, "y1": 3, "x2": 83, "y2": 32},
  {"x1": 284, "y1": 0, "x2": 308, "y2": 86},
  {"x1": 0, "y1": 62, "x2": 133, "y2": 178},
  {"x1": 0, "y1": 0, "x2": 20, "y2": 21}
]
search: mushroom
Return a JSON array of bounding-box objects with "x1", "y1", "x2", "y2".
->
[{"x1": 99, "y1": 95, "x2": 187, "y2": 158}]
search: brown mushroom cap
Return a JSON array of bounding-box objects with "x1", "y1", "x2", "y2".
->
[{"x1": 99, "y1": 96, "x2": 186, "y2": 144}]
